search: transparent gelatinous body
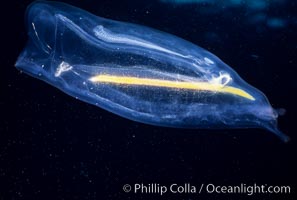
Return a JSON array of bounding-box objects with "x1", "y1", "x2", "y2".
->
[{"x1": 15, "y1": 1, "x2": 288, "y2": 141}]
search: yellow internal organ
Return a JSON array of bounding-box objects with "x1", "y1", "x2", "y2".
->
[{"x1": 89, "y1": 74, "x2": 255, "y2": 100}]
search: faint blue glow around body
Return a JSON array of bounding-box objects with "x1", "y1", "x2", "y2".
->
[
  {"x1": 266, "y1": 18, "x2": 287, "y2": 29},
  {"x1": 247, "y1": 0, "x2": 268, "y2": 10},
  {"x1": 161, "y1": 0, "x2": 291, "y2": 29},
  {"x1": 161, "y1": 0, "x2": 269, "y2": 9}
]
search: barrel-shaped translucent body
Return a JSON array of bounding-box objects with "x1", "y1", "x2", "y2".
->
[{"x1": 15, "y1": 1, "x2": 288, "y2": 141}]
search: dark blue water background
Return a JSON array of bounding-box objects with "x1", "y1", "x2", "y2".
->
[{"x1": 1, "y1": 0, "x2": 297, "y2": 199}]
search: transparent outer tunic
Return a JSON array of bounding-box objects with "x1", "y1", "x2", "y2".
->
[{"x1": 15, "y1": 1, "x2": 289, "y2": 142}]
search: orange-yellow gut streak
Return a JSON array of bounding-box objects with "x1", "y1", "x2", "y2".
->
[{"x1": 89, "y1": 74, "x2": 255, "y2": 101}]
